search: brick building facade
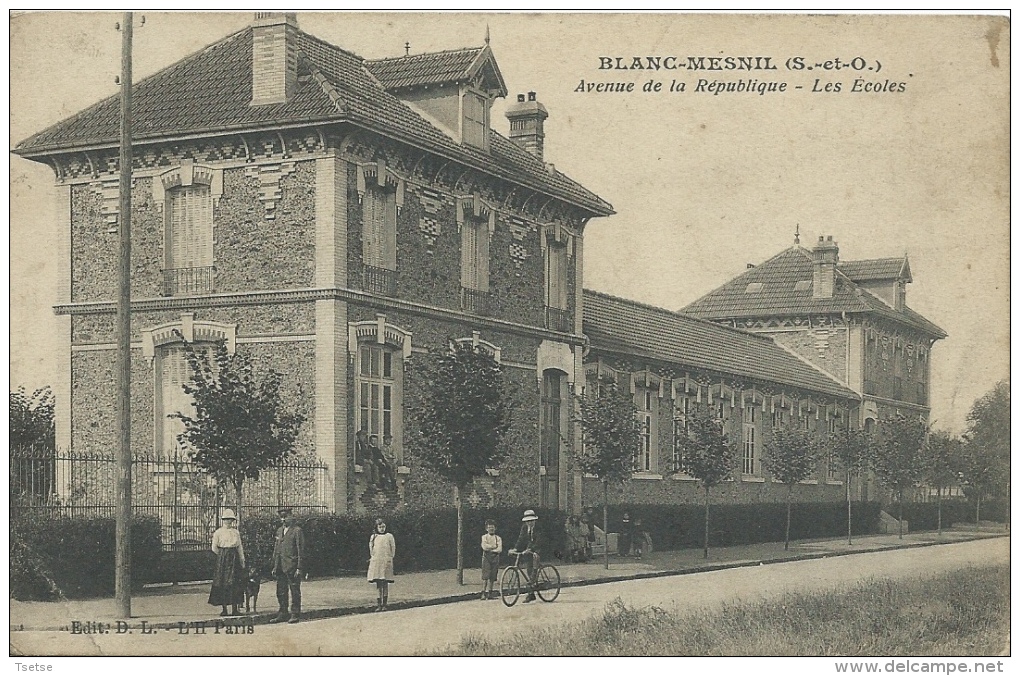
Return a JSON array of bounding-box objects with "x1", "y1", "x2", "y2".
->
[{"x1": 16, "y1": 14, "x2": 869, "y2": 516}]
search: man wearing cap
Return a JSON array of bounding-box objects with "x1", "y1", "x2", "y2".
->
[
  {"x1": 270, "y1": 507, "x2": 304, "y2": 623},
  {"x1": 510, "y1": 509, "x2": 540, "y2": 603}
]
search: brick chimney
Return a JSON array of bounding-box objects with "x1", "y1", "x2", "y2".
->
[
  {"x1": 505, "y1": 91, "x2": 548, "y2": 160},
  {"x1": 250, "y1": 12, "x2": 299, "y2": 106},
  {"x1": 812, "y1": 236, "x2": 839, "y2": 298}
]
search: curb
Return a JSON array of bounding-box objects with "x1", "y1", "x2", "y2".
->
[{"x1": 10, "y1": 532, "x2": 1008, "y2": 633}]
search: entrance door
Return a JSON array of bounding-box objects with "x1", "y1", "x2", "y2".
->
[{"x1": 540, "y1": 370, "x2": 563, "y2": 509}]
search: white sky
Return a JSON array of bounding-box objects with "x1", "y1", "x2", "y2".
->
[{"x1": 8, "y1": 11, "x2": 1010, "y2": 434}]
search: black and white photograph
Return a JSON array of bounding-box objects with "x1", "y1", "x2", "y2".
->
[{"x1": 8, "y1": 10, "x2": 1010, "y2": 663}]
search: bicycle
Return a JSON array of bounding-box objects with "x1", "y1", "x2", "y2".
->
[{"x1": 499, "y1": 549, "x2": 560, "y2": 606}]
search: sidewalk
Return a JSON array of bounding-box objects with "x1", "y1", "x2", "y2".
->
[{"x1": 10, "y1": 524, "x2": 1008, "y2": 632}]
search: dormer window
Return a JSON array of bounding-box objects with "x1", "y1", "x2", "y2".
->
[{"x1": 462, "y1": 90, "x2": 489, "y2": 150}]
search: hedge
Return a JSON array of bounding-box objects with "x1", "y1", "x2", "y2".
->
[
  {"x1": 239, "y1": 507, "x2": 570, "y2": 578},
  {"x1": 599, "y1": 502, "x2": 882, "y2": 550},
  {"x1": 10, "y1": 515, "x2": 163, "y2": 600}
]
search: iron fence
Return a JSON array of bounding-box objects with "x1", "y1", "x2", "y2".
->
[{"x1": 10, "y1": 447, "x2": 330, "y2": 549}]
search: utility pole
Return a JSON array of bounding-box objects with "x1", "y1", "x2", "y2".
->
[{"x1": 115, "y1": 10, "x2": 134, "y2": 618}]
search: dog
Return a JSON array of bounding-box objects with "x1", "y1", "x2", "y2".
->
[{"x1": 244, "y1": 566, "x2": 262, "y2": 614}]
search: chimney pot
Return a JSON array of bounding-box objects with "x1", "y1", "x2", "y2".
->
[
  {"x1": 746, "y1": 263, "x2": 755, "y2": 269},
  {"x1": 528, "y1": 91, "x2": 537, "y2": 101},
  {"x1": 517, "y1": 94, "x2": 526, "y2": 102}
]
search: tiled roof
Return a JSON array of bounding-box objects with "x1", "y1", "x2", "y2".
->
[
  {"x1": 13, "y1": 27, "x2": 611, "y2": 217},
  {"x1": 366, "y1": 48, "x2": 484, "y2": 90},
  {"x1": 839, "y1": 257, "x2": 910, "y2": 282},
  {"x1": 682, "y1": 247, "x2": 946, "y2": 338},
  {"x1": 583, "y1": 290, "x2": 859, "y2": 401}
]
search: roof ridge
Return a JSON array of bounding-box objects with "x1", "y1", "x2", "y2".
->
[
  {"x1": 682, "y1": 245, "x2": 805, "y2": 311},
  {"x1": 16, "y1": 27, "x2": 250, "y2": 153},
  {"x1": 298, "y1": 28, "x2": 365, "y2": 62},
  {"x1": 366, "y1": 45, "x2": 483, "y2": 63},
  {"x1": 584, "y1": 288, "x2": 778, "y2": 344}
]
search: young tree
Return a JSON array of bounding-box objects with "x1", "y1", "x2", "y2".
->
[
  {"x1": 675, "y1": 403, "x2": 737, "y2": 558},
  {"x1": 574, "y1": 376, "x2": 641, "y2": 570},
  {"x1": 961, "y1": 381, "x2": 1010, "y2": 522},
  {"x1": 921, "y1": 430, "x2": 963, "y2": 536},
  {"x1": 410, "y1": 342, "x2": 513, "y2": 585},
  {"x1": 10, "y1": 386, "x2": 55, "y2": 451},
  {"x1": 827, "y1": 425, "x2": 871, "y2": 545},
  {"x1": 173, "y1": 336, "x2": 305, "y2": 522},
  {"x1": 762, "y1": 422, "x2": 822, "y2": 550},
  {"x1": 872, "y1": 414, "x2": 927, "y2": 538}
]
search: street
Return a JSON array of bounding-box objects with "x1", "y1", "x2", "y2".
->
[{"x1": 10, "y1": 537, "x2": 1008, "y2": 656}]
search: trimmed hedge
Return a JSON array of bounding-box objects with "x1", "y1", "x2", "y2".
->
[
  {"x1": 10, "y1": 515, "x2": 163, "y2": 600},
  {"x1": 600, "y1": 502, "x2": 882, "y2": 550},
  {"x1": 239, "y1": 507, "x2": 569, "y2": 578}
]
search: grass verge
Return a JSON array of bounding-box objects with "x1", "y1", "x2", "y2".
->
[{"x1": 438, "y1": 564, "x2": 1009, "y2": 656}]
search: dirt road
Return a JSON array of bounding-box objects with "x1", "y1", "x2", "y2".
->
[{"x1": 11, "y1": 537, "x2": 1008, "y2": 656}]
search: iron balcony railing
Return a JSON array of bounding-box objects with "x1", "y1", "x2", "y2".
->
[
  {"x1": 461, "y1": 287, "x2": 491, "y2": 316},
  {"x1": 545, "y1": 306, "x2": 572, "y2": 333},
  {"x1": 163, "y1": 266, "x2": 214, "y2": 296},
  {"x1": 362, "y1": 264, "x2": 397, "y2": 296}
]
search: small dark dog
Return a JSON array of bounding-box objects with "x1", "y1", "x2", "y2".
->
[{"x1": 244, "y1": 566, "x2": 262, "y2": 614}]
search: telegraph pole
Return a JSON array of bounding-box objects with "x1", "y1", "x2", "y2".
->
[{"x1": 115, "y1": 11, "x2": 134, "y2": 618}]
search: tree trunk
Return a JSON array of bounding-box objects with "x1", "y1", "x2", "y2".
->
[
  {"x1": 703, "y1": 485, "x2": 710, "y2": 559},
  {"x1": 455, "y1": 485, "x2": 464, "y2": 585},
  {"x1": 975, "y1": 495, "x2": 982, "y2": 524},
  {"x1": 897, "y1": 489, "x2": 904, "y2": 539},
  {"x1": 785, "y1": 484, "x2": 792, "y2": 551},
  {"x1": 936, "y1": 486, "x2": 943, "y2": 536},
  {"x1": 603, "y1": 481, "x2": 609, "y2": 570},
  {"x1": 846, "y1": 470, "x2": 853, "y2": 546},
  {"x1": 236, "y1": 480, "x2": 243, "y2": 525}
]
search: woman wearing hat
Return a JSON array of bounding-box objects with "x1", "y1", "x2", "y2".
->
[
  {"x1": 510, "y1": 509, "x2": 540, "y2": 603},
  {"x1": 208, "y1": 509, "x2": 246, "y2": 616}
]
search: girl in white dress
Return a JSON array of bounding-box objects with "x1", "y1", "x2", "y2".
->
[{"x1": 367, "y1": 518, "x2": 395, "y2": 611}]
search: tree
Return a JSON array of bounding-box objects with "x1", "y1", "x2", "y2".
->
[
  {"x1": 409, "y1": 342, "x2": 513, "y2": 585},
  {"x1": 675, "y1": 403, "x2": 737, "y2": 558},
  {"x1": 763, "y1": 422, "x2": 822, "y2": 550},
  {"x1": 872, "y1": 414, "x2": 927, "y2": 538},
  {"x1": 961, "y1": 381, "x2": 1010, "y2": 521},
  {"x1": 173, "y1": 336, "x2": 305, "y2": 522},
  {"x1": 827, "y1": 425, "x2": 871, "y2": 545},
  {"x1": 10, "y1": 386, "x2": 57, "y2": 501},
  {"x1": 10, "y1": 386, "x2": 55, "y2": 451},
  {"x1": 921, "y1": 430, "x2": 962, "y2": 536},
  {"x1": 574, "y1": 376, "x2": 641, "y2": 570}
]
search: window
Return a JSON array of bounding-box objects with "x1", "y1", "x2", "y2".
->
[
  {"x1": 356, "y1": 344, "x2": 400, "y2": 464},
  {"x1": 771, "y1": 408, "x2": 785, "y2": 429},
  {"x1": 827, "y1": 414, "x2": 840, "y2": 481},
  {"x1": 157, "y1": 344, "x2": 212, "y2": 456},
  {"x1": 164, "y1": 185, "x2": 214, "y2": 295},
  {"x1": 545, "y1": 241, "x2": 569, "y2": 331},
  {"x1": 672, "y1": 395, "x2": 691, "y2": 473},
  {"x1": 742, "y1": 405, "x2": 758, "y2": 475},
  {"x1": 461, "y1": 216, "x2": 490, "y2": 314},
  {"x1": 362, "y1": 184, "x2": 397, "y2": 294},
  {"x1": 634, "y1": 387, "x2": 657, "y2": 473},
  {"x1": 462, "y1": 91, "x2": 488, "y2": 149},
  {"x1": 541, "y1": 371, "x2": 564, "y2": 509}
]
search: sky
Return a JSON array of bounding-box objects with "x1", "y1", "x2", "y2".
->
[{"x1": 8, "y1": 11, "x2": 1010, "y2": 434}]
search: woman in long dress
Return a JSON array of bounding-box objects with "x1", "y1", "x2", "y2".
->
[
  {"x1": 209, "y1": 509, "x2": 246, "y2": 616},
  {"x1": 367, "y1": 518, "x2": 395, "y2": 611}
]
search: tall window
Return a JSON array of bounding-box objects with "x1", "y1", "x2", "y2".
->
[
  {"x1": 540, "y1": 371, "x2": 563, "y2": 509},
  {"x1": 356, "y1": 344, "x2": 397, "y2": 459},
  {"x1": 165, "y1": 185, "x2": 214, "y2": 295},
  {"x1": 363, "y1": 184, "x2": 397, "y2": 280},
  {"x1": 827, "y1": 414, "x2": 840, "y2": 481},
  {"x1": 462, "y1": 91, "x2": 488, "y2": 149},
  {"x1": 771, "y1": 407, "x2": 785, "y2": 429},
  {"x1": 157, "y1": 344, "x2": 212, "y2": 456},
  {"x1": 672, "y1": 395, "x2": 691, "y2": 473},
  {"x1": 742, "y1": 404, "x2": 758, "y2": 475},
  {"x1": 545, "y1": 241, "x2": 569, "y2": 331},
  {"x1": 461, "y1": 217, "x2": 490, "y2": 314},
  {"x1": 634, "y1": 387, "x2": 657, "y2": 473}
]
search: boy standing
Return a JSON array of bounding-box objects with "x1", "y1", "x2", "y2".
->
[{"x1": 480, "y1": 519, "x2": 502, "y2": 600}]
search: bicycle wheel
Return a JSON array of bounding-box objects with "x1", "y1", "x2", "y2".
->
[
  {"x1": 500, "y1": 566, "x2": 521, "y2": 607},
  {"x1": 535, "y1": 564, "x2": 561, "y2": 602}
]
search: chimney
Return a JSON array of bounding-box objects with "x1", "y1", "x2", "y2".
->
[
  {"x1": 505, "y1": 91, "x2": 549, "y2": 160},
  {"x1": 251, "y1": 12, "x2": 299, "y2": 106},
  {"x1": 812, "y1": 236, "x2": 839, "y2": 299}
]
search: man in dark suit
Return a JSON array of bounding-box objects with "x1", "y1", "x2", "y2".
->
[
  {"x1": 270, "y1": 507, "x2": 304, "y2": 624},
  {"x1": 510, "y1": 509, "x2": 540, "y2": 603}
]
